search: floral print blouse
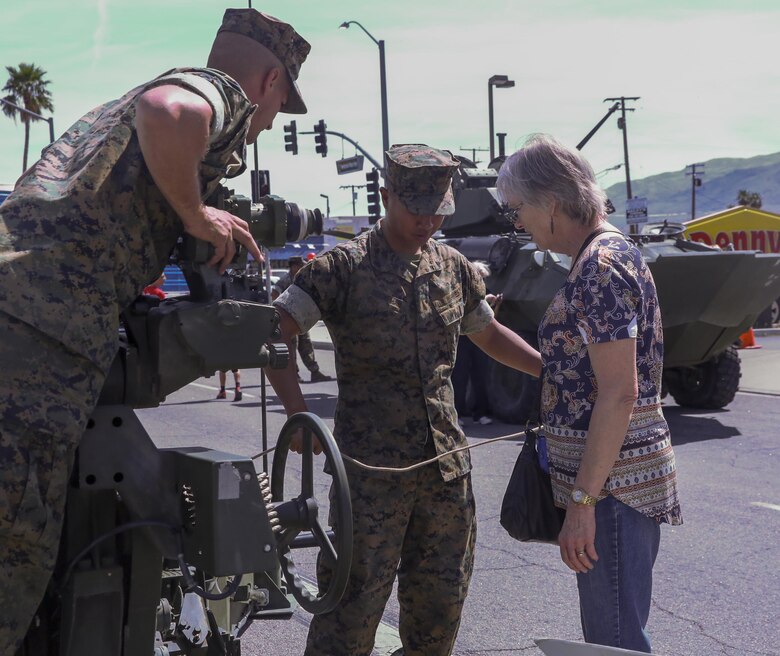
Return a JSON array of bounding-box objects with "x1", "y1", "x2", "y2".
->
[{"x1": 538, "y1": 231, "x2": 682, "y2": 524}]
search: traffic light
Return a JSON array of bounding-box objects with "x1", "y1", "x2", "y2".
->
[
  {"x1": 313, "y1": 119, "x2": 327, "y2": 157},
  {"x1": 251, "y1": 169, "x2": 271, "y2": 200},
  {"x1": 283, "y1": 120, "x2": 298, "y2": 155},
  {"x1": 366, "y1": 168, "x2": 381, "y2": 222}
]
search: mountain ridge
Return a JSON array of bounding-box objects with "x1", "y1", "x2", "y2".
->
[{"x1": 604, "y1": 151, "x2": 780, "y2": 227}]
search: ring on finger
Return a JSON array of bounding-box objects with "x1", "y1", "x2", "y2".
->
[{"x1": 576, "y1": 550, "x2": 585, "y2": 557}]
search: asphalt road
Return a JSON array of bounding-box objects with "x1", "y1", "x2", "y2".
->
[{"x1": 137, "y1": 334, "x2": 780, "y2": 656}]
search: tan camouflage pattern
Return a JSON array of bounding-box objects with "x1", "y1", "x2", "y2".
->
[
  {"x1": 0, "y1": 312, "x2": 104, "y2": 654},
  {"x1": 218, "y1": 8, "x2": 311, "y2": 114},
  {"x1": 275, "y1": 221, "x2": 489, "y2": 482},
  {"x1": 0, "y1": 67, "x2": 254, "y2": 374},
  {"x1": 385, "y1": 144, "x2": 458, "y2": 216},
  {"x1": 273, "y1": 271, "x2": 321, "y2": 373},
  {"x1": 0, "y1": 67, "x2": 254, "y2": 652},
  {"x1": 306, "y1": 466, "x2": 476, "y2": 655}
]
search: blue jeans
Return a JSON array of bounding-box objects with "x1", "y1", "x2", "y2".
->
[{"x1": 576, "y1": 495, "x2": 661, "y2": 653}]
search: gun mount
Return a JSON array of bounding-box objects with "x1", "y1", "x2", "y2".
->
[
  {"x1": 440, "y1": 160, "x2": 780, "y2": 419},
  {"x1": 21, "y1": 187, "x2": 352, "y2": 656}
]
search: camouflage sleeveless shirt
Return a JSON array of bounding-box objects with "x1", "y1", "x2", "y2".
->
[{"x1": 0, "y1": 67, "x2": 255, "y2": 372}]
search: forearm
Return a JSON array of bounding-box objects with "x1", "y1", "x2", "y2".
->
[
  {"x1": 574, "y1": 392, "x2": 635, "y2": 496},
  {"x1": 469, "y1": 319, "x2": 542, "y2": 377},
  {"x1": 264, "y1": 309, "x2": 307, "y2": 415}
]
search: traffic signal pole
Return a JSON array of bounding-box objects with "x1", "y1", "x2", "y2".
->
[{"x1": 298, "y1": 129, "x2": 384, "y2": 172}]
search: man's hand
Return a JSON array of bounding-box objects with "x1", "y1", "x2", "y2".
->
[
  {"x1": 289, "y1": 427, "x2": 324, "y2": 455},
  {"x1": 182, "y1": 204, "x2": 264, "y2": 273}
]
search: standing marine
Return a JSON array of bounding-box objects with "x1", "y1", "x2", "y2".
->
[
  {"x1": 0, "y1": 8, "x2": 310, "y2": 652},
  {"x1": 266, "y1": 144, "x2": 542, "y2": 656}
]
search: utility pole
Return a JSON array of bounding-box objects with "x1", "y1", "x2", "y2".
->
[
  {"x1": 496, "y1": 132, "x2": 507, "y2": 159},
  {"x1": 604, "y1": 96, "x2": 640, "y2": 233},
  {"x1": 458, "y1": 146, "x2": 489, "y2": 165},
  {"x1": 339, "y1": 184, "x2": 366, "y2": 216},
  {"x1": 686, "y1": 163, "x2": 705, "y2": 220}
]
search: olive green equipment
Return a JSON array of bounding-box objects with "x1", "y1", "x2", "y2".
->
[
  {"x1": 21, "y1": 186, "x2": 352, "y2": 656},
  {"x1": 440, "y1": 160, "x2": 780, "y2": 420}
]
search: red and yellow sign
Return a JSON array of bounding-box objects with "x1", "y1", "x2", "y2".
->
[{"x1": 684, "y1": 207, "x2": 780, "y2": 253}]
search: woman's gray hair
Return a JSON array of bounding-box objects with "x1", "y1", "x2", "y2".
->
[{"x1": 496, "y1": 134, "x2": 607, "y2": 226}]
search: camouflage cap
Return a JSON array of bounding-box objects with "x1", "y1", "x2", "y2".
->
[
  {"x1": 218, "y1": 8, "x2": 311, "y2": 114},
  {"x1": 385, "y1": 144, "x2": 458, "y2": 216}
]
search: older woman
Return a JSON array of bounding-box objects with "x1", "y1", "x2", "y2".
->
[{"x1": 497, "y1": 134, "x2": 682, "y2": 653}]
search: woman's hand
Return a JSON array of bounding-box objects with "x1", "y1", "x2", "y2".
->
[{"x1": 558, "y1": 504, "x2": 598, "y2": 573}]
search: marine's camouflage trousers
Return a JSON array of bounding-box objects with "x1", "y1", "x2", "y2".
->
[
  {"x1": 293, "y1": 330, "x2": 320, "y2": 373},
  {"x1": 0, "y1": 312, "x2": 104, "y2": 654},
  {"x1": 305, "y1": 464, "x2": 477, "y2": 656}
]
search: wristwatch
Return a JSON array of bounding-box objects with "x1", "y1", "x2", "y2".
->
[{"x1": 570, "y1": 487, "x2": 598, "y2": 506}]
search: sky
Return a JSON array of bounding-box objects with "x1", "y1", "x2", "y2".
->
[{"x1": 2, "y1": 0, "x2": 780, "y2": 218}]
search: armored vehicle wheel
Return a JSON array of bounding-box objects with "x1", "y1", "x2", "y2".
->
[
  {"x1": 270, "y1": 412, "x2": 352, "y2": 615},
  {"x1": 665, "y1": 346, "x2": 741, "y2": 409}
]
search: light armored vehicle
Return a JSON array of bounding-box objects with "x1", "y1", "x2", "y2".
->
[{"x1": 440, "y1": 160, "x2": 780, "y2": 422}]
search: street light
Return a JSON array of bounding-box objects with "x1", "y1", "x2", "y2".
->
[
  {"x1": 339, "y1": 20, "x2": 389, "y2": 156},
  {"x1": 0, "y1": 97, "x2": 55, "y2": 144},
  {"x1": 319, "y1": 193, "x2": 331, "y2": 218},
  {"x1": 488, "y1": 75, "x2": 514, "y2": 161}
]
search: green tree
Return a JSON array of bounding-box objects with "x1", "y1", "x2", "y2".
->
[
  {"x1": 2, "y1": 62, "x2": 54, "y2": 173},
  {"x1": 736, "y1": 189, "x2": 762, "y2": 209}
]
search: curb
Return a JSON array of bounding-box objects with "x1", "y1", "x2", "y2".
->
[{"x1": 754, "y1": 327, "x2": 780, "y2": 337}]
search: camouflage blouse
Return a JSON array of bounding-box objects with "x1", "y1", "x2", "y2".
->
[
  {"x1": 275, "y1": 222, "x2": 493, "y2": 481},
  {"x1": 0, "y1": 67, "x2": 255, "y2": 373},
  {"x1": 539, "y1": 232, "x2": 682, "y2": 524}
]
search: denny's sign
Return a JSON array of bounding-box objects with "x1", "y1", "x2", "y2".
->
[{"x1": 684, "y1": 207, "x2": 780, "y2": 253}]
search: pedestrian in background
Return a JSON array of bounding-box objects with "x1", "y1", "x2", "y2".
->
[
  {"x1": 497, "y1": 134, "x2": 682, "y2": 653},
  {"x1": 216, "y1": 368, "x2": 242, "y2": 401},
  {"x1": 271, "y1": 255, "x2": 332, "y2": 382},
  {"x1": 267, "y1": 144, "x2": 541, "y2": 656}
]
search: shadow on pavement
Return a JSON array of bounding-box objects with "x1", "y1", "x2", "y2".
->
[
  {"x1": 664, "y1": 405, "x2": 741, "y2": 444},
  {"x1": 240, "y1": 393, "x2": 338, "y2": 420}
]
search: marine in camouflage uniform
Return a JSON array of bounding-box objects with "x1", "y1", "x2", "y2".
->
[
  {"x1": 0, "y1": 9, "x2": 310, "y2": 652},
  {"x1": 269, "y1": 145, "x2": 541, "y2": 656},
  {"x1": 272, "y1": 256, "x2": 331, "y2": 381}
]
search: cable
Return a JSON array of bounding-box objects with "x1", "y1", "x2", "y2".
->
[
  {"x1": 252, "y1": 425, "x2": 540, "y2": 473},
  {"x1": 60, "y1": 519, "x2": 181, "y2": 590},
  {"x1": 61, "y1": 519, "x2": 242, "y2": 603}
]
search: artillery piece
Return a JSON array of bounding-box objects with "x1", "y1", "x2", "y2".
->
[
  {"x1": 20, "y1": 187, "x2": 352, "y2": 656},
  {"x1": 440, "y1": 160, "x2": 780, "y2": 421}
]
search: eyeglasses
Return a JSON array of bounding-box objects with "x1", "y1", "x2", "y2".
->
[{"x1": 498, "y1": 201, "x2": 525, "y2": 225}]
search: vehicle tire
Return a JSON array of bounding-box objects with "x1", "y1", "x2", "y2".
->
[
  {"x1": 665, "y1": 346, "x2": 741, "y2": 409},
  {"x1": 754, "y1": 304, "x2": 774, "y2": 328},
  {"x1": 771, "y1": 297, "x2": 779, "y2": 326}
]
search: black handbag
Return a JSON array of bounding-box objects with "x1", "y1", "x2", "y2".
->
[{"x1": 500, "y1": 428, "x2": 565, "y2": 544}]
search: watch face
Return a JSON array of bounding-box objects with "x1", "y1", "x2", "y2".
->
[{"x1": 572, "y1": 489, "x2": 584, "y2": 502}]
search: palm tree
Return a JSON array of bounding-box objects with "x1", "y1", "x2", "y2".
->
[
  {"x1": 2, "y1": 62, "x2": 54, "y2": 172},
  {"x1": 736, "y1": 189, "x2": 763, "y2": 209}
]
